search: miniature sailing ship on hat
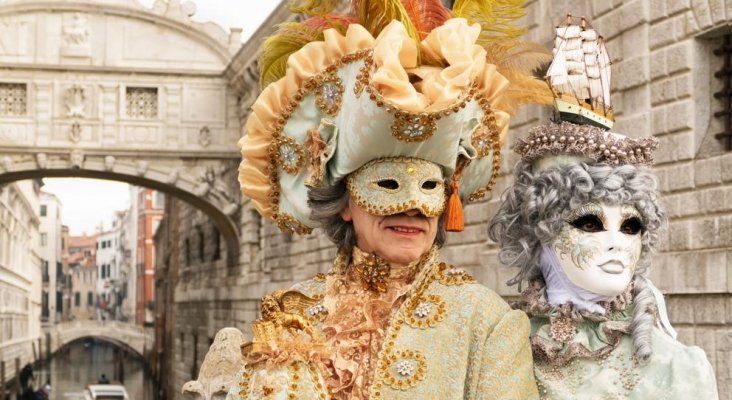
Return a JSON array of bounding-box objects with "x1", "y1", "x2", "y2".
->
[{"x1": 546, "y1": 14, "x2": 614, "y2": 130}]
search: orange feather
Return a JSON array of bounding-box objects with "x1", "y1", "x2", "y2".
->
[{"x1": 401, "y1": 0, "x2": 451, "y2": 39}]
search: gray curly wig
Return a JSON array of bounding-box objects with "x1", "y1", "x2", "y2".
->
[
  {"x1": 488, "y1": 161, "x2": 667, "y2": 362},
  {"x1": 308, "y1": 179, "x2": 447, "y2": 262}
]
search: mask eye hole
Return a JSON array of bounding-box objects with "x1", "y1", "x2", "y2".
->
[
  {"x1": 421, "y1": 180, "x2": 440, "y2": 191},
  {"x1": 621, "y1": 217, "x2": 643, "y2": 235},
  {"x1": 376, "y1": 179, "x2": 400, "y2": 190},
  {"x1": 570, "y1": 215, "x2": 604, "y2": 233}
]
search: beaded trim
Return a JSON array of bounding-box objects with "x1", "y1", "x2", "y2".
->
[
  {"x1": 265, "y1": 49, "x2": 373, "y2": 234},
  {"x1": 276, "y1": 213, "x2": 313, "y2": 235},
  {"x1": 378, "y1": 349, "x2": 427, "y2": 390},
  {"x1": 467, "y1": 95, "x2": 503, "y2": 202},
  {"x1": 403, "y1": 294, "x2": 446, "y2": 329},
  {"x1": 306, "y1": 362, "x2": 329, "y2": 400},
  {"x1": 315, "y1": 74, "x2": 344, "y2": 116},
  {"x1": 370, "y1": 252, "x2": 441, "y2": 397},
  {"x1": 435, "y1": 263, "x2": 477, "y2": 285},
  {"x1": 238, "y1": 366, "x2": 253, "y2": 398},
  {"x1": 287, "y1": 362, "x2": 301, "y2": 399},
  {"x1": 515, "y1": 122, "x2": 658, "y2": 166},
  {"x1": 274, "y1": 136, "x2": 306, "y2": 175}
]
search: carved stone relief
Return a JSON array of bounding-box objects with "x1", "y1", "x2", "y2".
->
[
  {"x1": 61, "y1": 13, "x2": 91, "y2": 57},
  {"x1": 104, "y1": 156, "x2": 116, "y2": 171},
  {"x1": 136, "y1": 160, "x2": 148, "y2": 176},
  {"x1": 198, "y1": 126, "x2": 211, "y2": 147},
  {"x1": 68, "y1": 121, "x2": 82, "y2": 143},
  {"x1": 65, "y1": 85, "x2": 86, "y2": 118},
  {"x1": 36, "y1": 153, "x2": 47, "y2": 169},
  {"x1": 69, "y1": 149, "x2": 84, "y2": 168}
]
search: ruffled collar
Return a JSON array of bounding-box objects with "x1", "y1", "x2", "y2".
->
[{"x1": 514, "y1": 279, "x2": 635, "y2": 366}]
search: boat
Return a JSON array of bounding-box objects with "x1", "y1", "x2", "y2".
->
[
  {"x1": 546, "y1": 14, "x2": 614, "y2": 130},
  {"x1": 82, "y1": 384, "x2": 130, "y2": 400}
]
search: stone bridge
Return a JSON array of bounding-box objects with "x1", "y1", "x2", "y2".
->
[
  {"x1": 50, "y1": 320, "x2": 153, "y2": 357},
  {"x1": 0, "y1": 0, "x2": 249, "y2": 267}
]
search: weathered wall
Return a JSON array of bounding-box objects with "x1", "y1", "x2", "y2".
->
[{"x1": 171, "y1": 1, "x2": 732, "y2": 398}]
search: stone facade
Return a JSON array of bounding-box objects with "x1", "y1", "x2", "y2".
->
[
  {"x1": 163, "y1": 1, "x2": 732, "y2": 399},
  {"x1": 0, "y1": 180, "x2": 42, "y2": 388},
  {"x1": 38, "y1": 191, "x2": 64, "y2": 326}
]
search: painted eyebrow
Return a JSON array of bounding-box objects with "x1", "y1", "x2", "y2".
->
[
  {"x1": 621, "y1": 205, "x2": 641, "y2": 221},
  {"x1": 566, "y1": 203, "x2": 606, "y2": 224}
]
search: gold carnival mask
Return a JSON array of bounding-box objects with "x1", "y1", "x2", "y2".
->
[{"x1": 346, "y1": 158, "x2": 446, "y2": 217}]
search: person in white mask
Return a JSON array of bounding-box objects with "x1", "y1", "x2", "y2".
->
[{"x1": 489, "y1": 121, "x2": 719, "y2": 399}]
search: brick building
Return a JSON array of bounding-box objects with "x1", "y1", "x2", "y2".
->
[{"x1": 134, "y1": 187, "x2": 164, "y2": 326}]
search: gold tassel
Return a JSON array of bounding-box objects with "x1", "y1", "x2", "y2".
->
[{"x1": 445, "y1": 181, "x2": 464, "y2": 232}]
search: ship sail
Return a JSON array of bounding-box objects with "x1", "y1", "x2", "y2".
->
[{"x1": 545, "y1": 15, "x2": 614, "y2": 130}]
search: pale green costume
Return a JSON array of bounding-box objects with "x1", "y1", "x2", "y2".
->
[
  {"x1": 227, "y1": 248, "x2": 539, "y2": 399},
  {"x1": 517, "y1": 282, "x2": 718, "y2": 400}
]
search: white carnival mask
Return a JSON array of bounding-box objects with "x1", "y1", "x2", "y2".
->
[
  {"x1": 551, "y1": 202, "x2": 643, "y2": 297},
  {"x1": 346, "y1": 157, "x2": 446, "y2": 217}
]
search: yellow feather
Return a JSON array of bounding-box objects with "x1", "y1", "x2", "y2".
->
[
  {"x1": 451, "y1": 0, "x2": 527, "y2": 45},
  {"x1": 495, "y1": 70, "x2": 553, "y2": 115},
  {"x1": 287, "y1": 0, "x2": 340, "y2": 16},
  {"x1": 259, "y1": 22, "x2": 325, "y2": 88},
  {"x1": 354, "y1": 0, "x2": 420, "y2": 42}
]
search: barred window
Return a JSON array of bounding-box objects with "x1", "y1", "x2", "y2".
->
[
  {"x1": 0, "y1": 83, "x2": 27, "y2": 116},
  {"x1": 125, "y1": 87, "x2": 158, "y2": 119}
]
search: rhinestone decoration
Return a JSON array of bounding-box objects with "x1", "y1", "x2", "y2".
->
[
  {"x1": 354, "y1": 253, "x2": 391, "y2": 293},
  {"x1": 471, "y1": 122, "x2": 498, "y2": 159},
  {"x1": 378, "y1": 349, "x2": 426, "y2": 390},
  {"x1": 404, "y1": 294, "x2": 446, "y2": 329},
  {"x1": 307, "y1": 304, "x2": 327, "y2": 317},
  {"x1": 276, "y1": 137, "x2": 305, "y2": 175},
  {"x1": 390, "y1": 113, "x2": 438, "y2": 143},
  {"x1": 414, "y1": 303, "x2": 432, "y2": 318},
  {"x1": 263, "y1": 50, "x2": 372, "y2": 235},
  {"x1": 395, "y1": 360, "x2": 414, "y2": 377},
  {"x1": 275, "y1": 213, "x2": 313, "y2": 235},
  {"x1": 436, "y1": 263, "x2": 476, "y2": 286},
  {"x1": 315, "y1": 75, "x2": 344, "y2": 116}
]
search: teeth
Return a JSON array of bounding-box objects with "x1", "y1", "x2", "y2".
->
[{"x1": 391, "y1": 227, "x2": 419, "y2": 233}]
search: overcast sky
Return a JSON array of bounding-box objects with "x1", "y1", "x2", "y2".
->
[{"x1": 41, "y1": 0, "x2": 283, "y2": 235}]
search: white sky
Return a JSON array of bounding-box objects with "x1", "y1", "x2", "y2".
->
[
  {"x1": 40, "y1": 0, "x2": 283, "y2": 235},
  {"x1": 137, "y1": 0, "x2": 283, "y2": 41}
]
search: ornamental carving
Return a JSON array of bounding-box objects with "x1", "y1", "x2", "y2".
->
[
  {"x1": 68, "y1": 121, "x2": 82, "y2": 143},
  {"x1": 36, "y1": 153, "x2": 48, "y2": 169},
  {"x1": 198, "y1": 126, "x2": 211, "y2": 147},
  {"x1": 65, "y1": 85, "x2": 86, "y2": 118},
  {"x1": 70, "y1": 149, "x2": 84, "y2": 168},
  {"x1": 61, "y1": 13, "x2": 91, "y2": 57}
]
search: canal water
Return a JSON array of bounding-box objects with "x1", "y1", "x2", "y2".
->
[{"x1": 32, "y1": 338, "x2": 159, "y2": 399}]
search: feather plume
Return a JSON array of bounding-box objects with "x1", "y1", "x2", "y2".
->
[
  {"x1": 451, "y1": 0, "x2": 527, "y2": 45},
  {"x1": 495, "y1": 70, "x2": 553, "y2": 115},
  {"x1": 485, "y1": 40, "x2": 551, "y2": 74},
  {"x1": 259, "y1": 22, "x2": 325, "y2": 88},
  {"x1": 302, "y1": 14, "x2": 358, "y2": 33},
  {"x1": 287, "y1": 0, "x2": 340, "y2": 16},
  {"x1": 353, "y1": 0, "x2": 420, "y2": 41},
  {"x1": 401, "y1": 0, "x2": 451, "y2": 39}
]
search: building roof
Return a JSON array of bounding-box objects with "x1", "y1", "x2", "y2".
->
[{"x1": 69, "y1": 234, "x2": 97, "y2": 248}]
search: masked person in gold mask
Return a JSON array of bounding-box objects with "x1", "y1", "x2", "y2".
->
[{"x1": 195, "y1": 1, "x2": 554, "y2": 399}]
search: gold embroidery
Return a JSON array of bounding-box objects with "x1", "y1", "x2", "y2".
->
[
  {"x1": 379, "y1": 349, "x2": 427, "y2": 390},
  {"x1": 287, "y1": 362, "x2": 300, "y2": 399},
  {"x1": 238, "y1": 366, "x2": 253, "y2": 398},
  {"x1": 265, "y1": 49, "x2": 373, "y2": 234},
  {"x1": 370, "y1": 252, "x2": 440, "y2": 397},
  {"x1": 276, "y1": 213, "x2": 313, "y2": 235},
  {"x1": 314, "y1": 272, "x2": 327, "y2": 282},
  {"x1": 390, "y1": 113, "x2": 438, "y2": 143},
  {"x1": 435, "y1": 263, "x2": 476, "y2": 285},
  {"x1": 305, "y1": 128, "x2": 328, "y2": 187},
  {"x1": 274, "y1": 135, "x2": 306, "y2": 175},
  {"x1": 468, "y1": 96, "x2": 502, "y2": 202},
  {"x1": 403, "y1": 294, "x2": 446, "y2": 329},
  {"x1": 315, "y1": 74, "x2": 344, "y2": 116},
  {"x1": 354, "y1": 252, "x2": 391, "y2": 293}
]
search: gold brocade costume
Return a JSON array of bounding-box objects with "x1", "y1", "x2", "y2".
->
[{"x1": 229, "y1": 246, "x2": 539, "y2": 399}]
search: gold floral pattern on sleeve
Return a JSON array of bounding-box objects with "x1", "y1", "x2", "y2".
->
[
  {"x1": 378, "y1": 349, "x2": 427, "y2": 390},
  {"x1": 435, "y1": 263, "x2": 477, "y2": 285},
  {"x1": 403, "y1": 294, "x2": 446, "y2": 329}
]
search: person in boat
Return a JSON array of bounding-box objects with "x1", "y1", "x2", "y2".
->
[
  {"x1": 223, "y1": 1, "x2": 552, "y2": 398},
  {"x1": 489, "y1": 15, "x2": 718, "y2": 398}
]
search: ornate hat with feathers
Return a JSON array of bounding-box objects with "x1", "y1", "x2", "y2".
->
[{"x1": 238, "y1": 0, "x2": 552, "y2": 234}]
